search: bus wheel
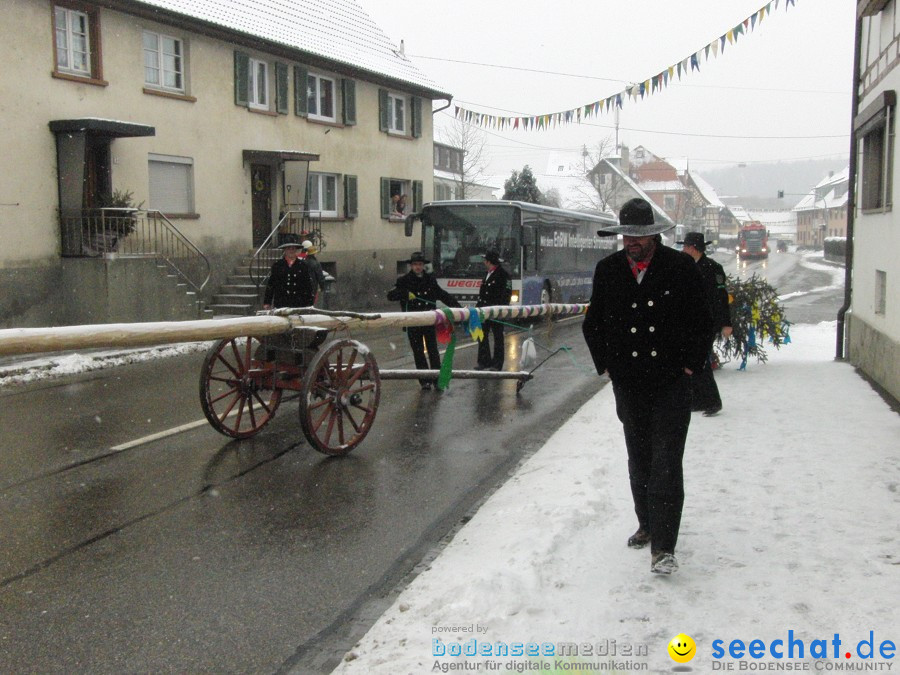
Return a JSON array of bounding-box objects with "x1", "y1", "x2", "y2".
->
[{"x1": 540, "y1": 283, "x2": 552, "y2": 304}]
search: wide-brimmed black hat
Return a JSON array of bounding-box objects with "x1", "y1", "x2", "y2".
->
[
  {"x1": 276, "y1": 233, "x2": 301, "y2": 249},
  {"x1": 482, "y1": 250, "x2": 503, "y2": 265},
  {"x1": 676, "y1": 232, "x2": 713, "y2": 250},
  {"x1": 407, "y1": 251, "x2": 430, "y2": 264},
  {"x1": 277, "y1": 241, "x2": 302, "y2": 249},
  {"x1": 596, "y1": 197, "x2": 675, "y2": 237}
]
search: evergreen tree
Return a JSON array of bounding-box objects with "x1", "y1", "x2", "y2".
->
[{"x1": 502, "y1": 165, "x2": 542, "y2": 204}]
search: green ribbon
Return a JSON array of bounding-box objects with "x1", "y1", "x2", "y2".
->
[{"x1": 437, "y1": 308, "x2": 457, "y2": 391}]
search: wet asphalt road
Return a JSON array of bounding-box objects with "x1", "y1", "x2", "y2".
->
[
  {"x1": 0, "y1": 251, "x2": 843, "y2": 673},
  {"x1": 0, "y1": 317, "x2": 604, "y2": 673}
]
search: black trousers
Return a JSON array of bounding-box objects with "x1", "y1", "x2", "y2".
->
[
  {"x1": 691, "y1": 351, "x2": 722, "y2": 411},
  {"x1": 476, "y1": 320, "x2": 505, "y2": 370},
  {"x1": 612, "y1": 374, "x2": 692, "y2": 554},
  {"x1": 407, "y1": 326, "x2": 441, "y2": 384}
]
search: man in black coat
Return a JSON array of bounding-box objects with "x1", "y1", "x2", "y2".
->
[
  {"x1": 582, "y1": 198, "x2": 712, "y2": 575},
  {"x1": 475, "y1": 250, "x2": 513, "y2": 371},
  {"x1": 263, "y1": 241, "x2": 315, "y2": 309},
  {"x1": 387, "y1": 251, "x2": 461, "y2": 390},
  {"x1": 678, "y1": 232, "x2": 733, "y2": 416}
]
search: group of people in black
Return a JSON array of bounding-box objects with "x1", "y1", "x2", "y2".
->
[
  {"x1": 267, "y1": 199, "x2": 732, "y2": 576},
  {"x1": 386, "y1": 249, "x2": 511, "y2": 390}
]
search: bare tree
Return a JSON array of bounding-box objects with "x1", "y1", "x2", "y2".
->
[
  {"x1": 438, "y1": 118, "x2": 489, "y2": 200},
  {"x1": 568, "y1": 136, "x2": 620, "y2": 213}
]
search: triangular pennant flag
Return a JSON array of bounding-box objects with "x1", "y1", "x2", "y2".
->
[
  {"x1": 727, "y1": 29, "x2": 734, "y2": 44},
  {"x1": 691, "y1": 53, "x2": 700, "y2": 72},
  {"x1": 720, "y1": 34, "x2": 727, "y2": 52},
  {"x1": 704, "y1": 44, "x2": 711, "y2": 60},
  {"x1": 751, "y1": 12, "x2": 758, "y2": 30},
  {"x1": 711, "y1": 40, "x2": 719, "y2": 57},
  {"x1": 786, "y1": 0, "x2": 795, "y2": 6}
]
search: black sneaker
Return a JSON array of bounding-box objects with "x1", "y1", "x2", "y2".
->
[{"x1": 627, "y1": 528, "x2": 650, "y2": 549}]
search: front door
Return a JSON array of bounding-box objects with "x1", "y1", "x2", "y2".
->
[
  {"x1": 251, "y1": 164, "x2": 272, "y2": 247},
  {"x1": 84, "y1": 136, "x2": 111, "y2": 209}
]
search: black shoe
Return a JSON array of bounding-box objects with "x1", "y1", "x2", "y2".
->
[
  {"x1": 421, "y1": 382, "x2": 432, "y2": 390},
  {"x1": 703, "y1": 405, "x2": 722, "y2": 417},
  {"x1": 627, "y1": 528, "x2": 650, "y2": 549},
  {"x1": 473, "y1": 364, "x2": 488, "y2": 371}
]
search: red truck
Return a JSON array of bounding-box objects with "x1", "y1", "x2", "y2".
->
[{"x1": 737, "y1": 221, "x2": 770, "y2": 260}]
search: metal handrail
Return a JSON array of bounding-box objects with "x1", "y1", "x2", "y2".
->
[{"x1": 58, "y1": 208, "x2": 211, "y2": 293}]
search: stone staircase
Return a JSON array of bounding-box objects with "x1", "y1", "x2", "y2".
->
[{"x1": 205, "y1": 255, "x2": 266, "y2": 318}]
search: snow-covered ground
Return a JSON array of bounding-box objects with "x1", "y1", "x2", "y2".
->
[{"x1": 331, "y1": 321, "x2": 900, "y2": 675}]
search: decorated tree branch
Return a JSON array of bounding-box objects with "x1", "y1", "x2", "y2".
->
[{"x1": 716, "y1": 273, "x2": 791, "y2": 369}]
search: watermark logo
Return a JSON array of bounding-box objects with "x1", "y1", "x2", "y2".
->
[{"x1": 668, "y1": 634, "x2": 696, "y2": 663}]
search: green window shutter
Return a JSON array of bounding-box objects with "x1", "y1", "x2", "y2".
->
[
  {"x1": 380, "y1": 178, "x2": 391, "y2": 218},
  {"x1": 275, "y1": 62, "x2": 289, "y2": 114},
  {"x1": 412, "y1": 180, "x2": 424, "y2": 211},
  {"x1": 342, "y1": 79, "x2": 356, "y2": 126},
  {"x1": 411, "y1": 97, "x2": 423, "y2": 138},
  {"x1": 234, "y1": 51, "x2": 249, "y2": 107},
  {"x1": 344, "y1": 175, "x2": 358, "y2": 218},
  {"x1": 378, "y1": 89, "x2": 389, "y2": 131},
  {"x1": 294, "y1": 65, "x2": 308, "y2": 117}
]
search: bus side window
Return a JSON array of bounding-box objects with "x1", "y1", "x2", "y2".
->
[{"x1": 523, "y1": 225, "x2": 536, "y2": 271}]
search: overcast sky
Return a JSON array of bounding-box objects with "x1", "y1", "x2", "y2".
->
[{"x1": 356, "y1": 0, "x2": 856, "y2": 181}]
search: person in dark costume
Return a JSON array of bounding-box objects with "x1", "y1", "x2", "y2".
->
[
  {"x1": 582, "y1": 198, "x2": 712, "y2": 575},
  {"x1": 263, "y1": 241, "x2": 315, "y2": 309},
  {"x1": 677, "y1": 232, "x2": 733, "y2": 417},
  {"x1": 387, "y1": 252, "x2": 461, "y2": 390},
  {"x1": 475, "y1": 250, "x2": 512, "y2": 371}
]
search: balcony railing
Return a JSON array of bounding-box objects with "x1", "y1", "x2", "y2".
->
[{"x1": 59, "y1": 208, "x2": 211, "y2": 294}]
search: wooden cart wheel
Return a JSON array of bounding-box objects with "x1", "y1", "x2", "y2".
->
[
  {"x1": 299, "y1": 339, "x2": 381, "y2": 456},
  {"x1": 199, "y1": 336, "x2": 282, "y2": 438}
]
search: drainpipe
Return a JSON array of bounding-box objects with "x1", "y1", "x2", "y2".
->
[
  {"x1": 433, "y1": 98, "x2": 452, "y2": 115},
  {"x1": 836, "y1": 14, "x2": 863, "y2": 360}
]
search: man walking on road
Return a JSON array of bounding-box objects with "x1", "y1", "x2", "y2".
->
[
  {"x1": 678, "y1": 232, "x2": 733, "y2": 416},
  {"x1": 582, "y1": 198, "x2": 712, "y2": 575}
]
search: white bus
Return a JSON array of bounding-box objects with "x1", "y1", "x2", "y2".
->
[{"x1": 405, "y1": 200, "x2": 618, "y2": 305}]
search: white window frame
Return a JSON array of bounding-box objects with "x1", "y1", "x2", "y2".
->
[
  {"x1": 307, "y1": 73, "x2": 336, "y2": 122},
  {"x1": 143, "y1": 30, "x2": 184, "y2": 93},
  {"x1": 55, "y1": 6, "x2": 91, "y2": 75},
  {"x1": 148, "y1": 153, "x2": 195, "y2": 215},
  {"x1": 248, "y1": 58, "x2": 269, "y2": 111},
  {"x1": 387, "y1": 93, "x2": 406, "y2": 134},
  {"x1": 308, "y1": 173, "x2": 338, "y2": 217}
]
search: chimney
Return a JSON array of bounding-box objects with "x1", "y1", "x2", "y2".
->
[{"x1": 399, "y1": 39, "x2": 405, "y2": 57}]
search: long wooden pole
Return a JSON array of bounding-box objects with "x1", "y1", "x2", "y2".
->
[{"x1": 0, "y1": 304, "x2": 588, "y2": 357}]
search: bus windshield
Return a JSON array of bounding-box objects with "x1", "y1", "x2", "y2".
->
[{"x1": 423, "y1": 204, "x2": 521, "y2": 278}]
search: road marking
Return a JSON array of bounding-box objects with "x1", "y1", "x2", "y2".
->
[{"x1": 110, "y1": 418, "x2": 210, "y2": 451}]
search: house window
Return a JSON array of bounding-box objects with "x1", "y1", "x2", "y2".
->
[
  {"x1": 434, "y1": 183, "x2": 453, "y2": 201},
  {"x1": 54, "y1": 4, "x2": 99, "y2": 78},
  {"x1": 149, "y1": 154, "x2": 194, "y2": 214},
  {"x1": 382, "y1": 178, "x2": 423, "y2": 218},
  {"x1": 856, "y1": 91, "x2": 895, "y2": 211},
  {"x1": 248, "y1": 58, "x2": 269, "y2": 110},
  {"x1": 143, "y1": 31, "x2": 184, "y2": 93},
  {"x1": 388, "y1": 93, "x2": 405, "y2": 134},
  {"x1": 875, "y1": 270, "x2": 887, "y2": 315},
  {"x1": 307, "y1": 73, "x2": 335, "y2": 122},
  {"x1": 308, "y1": 173, "x2": 338, "y2": 217}
]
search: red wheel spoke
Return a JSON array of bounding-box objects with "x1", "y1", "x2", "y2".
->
[
  {"x1": 210, "y1": 385, "x2": 241, "y2": 405},
  {"x1": 214, "y1": 352, "x2": 241, "y2": 380}
]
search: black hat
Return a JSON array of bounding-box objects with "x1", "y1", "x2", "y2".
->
[
  {"x1": 276, "y1": 233, "x2": 301, "y2": 249},
  {"x1": 596, "y1": 197, "x2": 675, "y2": 237},
  {"x1": 482, "y1": 250, "x2": 503, "y2": 265},
  {"x1": 677, "y1": 232, "x2": 713, "y2": 250},
  {"x1": 407, "y1": 251, "x2": 430, "y2": 264}
]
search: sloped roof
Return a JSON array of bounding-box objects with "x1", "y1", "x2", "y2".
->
[
  {"x1": 640, "y1": 180, "x2": 688, "y2": 193},
  {"x1": 598, "y1": 160, "x2": 675, "y2": 226},
  {"x1": 132, "y1": 0, "x2": 448, "y2": 96},
  {"x1": 686, "y1": 171, "x2": 725, "y2": 208},
  {"x1": 793, "y1": 166, "x2": 850, "y2": 211}
]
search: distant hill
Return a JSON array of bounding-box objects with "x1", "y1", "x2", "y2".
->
[{"x1": 696, "y1": 158, "x2": 849, "y2": 209}]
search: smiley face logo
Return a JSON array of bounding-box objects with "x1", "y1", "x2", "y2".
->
[{"x1": 667, "y1": 633, "x2": 696, "y2": 663}]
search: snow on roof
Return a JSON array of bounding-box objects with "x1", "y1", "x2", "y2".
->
[
  {"x1": 599, "y1": 160, "x2": 675, "y2": 226},
  {"x1": 133, "y1": 0, "x2": 447, "y2": 95},
  {"x1": 686, "y1": 171, "x2": 725, "y2": 208},
  {"x1": 639, "y1": 180, "x2": 688, "y2": 193},
  {"x1": 793, "y1": 166, "x2": 850, "y2": 211}
]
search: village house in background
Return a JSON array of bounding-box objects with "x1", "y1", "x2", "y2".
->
[
  {"x1": 845, "y1": 0, "x2": 900, "y2": 401},
  {"x1": 432, "y1": 142, "x2": 497, "y2": 202},
  {"x1": 0, "y1": 0, "x2": 450, "y2": 327},
  {"x1": 792, "y1": 167, "x2": 849, "y2": 248}
]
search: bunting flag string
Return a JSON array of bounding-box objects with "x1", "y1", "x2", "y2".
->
[{"x1": 454, "y1": 0, "x2": 798, "y2": 131}]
